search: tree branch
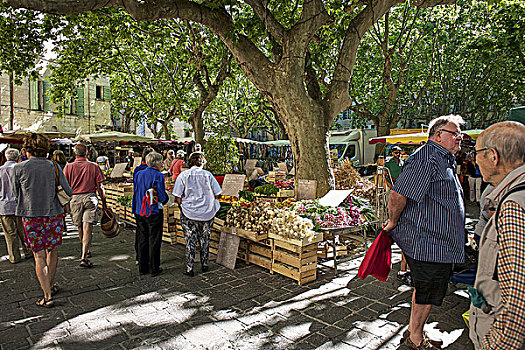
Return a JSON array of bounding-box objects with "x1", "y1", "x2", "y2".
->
[{"x1": 244, "y1": 0, "x2": 285, "y2": 44}]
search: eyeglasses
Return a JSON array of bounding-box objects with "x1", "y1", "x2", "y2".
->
[
  {"x1": 392, "y1": 152, "x2": 400, "y2": 155},
  {"x1": 468, "y1": 148, "x2": 491, "y2": 158},
  {"x1": 439, "y1": 129, "x2": 463, "y2": 138}
]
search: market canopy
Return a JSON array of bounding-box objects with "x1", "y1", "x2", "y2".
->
[
  {"x1": 3, "y1": 130, "x2": 76, "y2": 140},
  {"x1": 75, "y1": 131, "x2": 155, "y2": 144},
  {"x1": 369, "y1": 132, "x2": 429, "y2": 145},
  {"x1": 369, "y1": 131, "x2": 475, "y2": 145},
  {"x1": 462, "y1": 129, "x2": 484, "y2": 141}
]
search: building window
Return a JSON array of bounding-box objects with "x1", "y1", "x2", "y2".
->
[{"x1": 96, "y1": 85, "x2": 103, "y2": 100}]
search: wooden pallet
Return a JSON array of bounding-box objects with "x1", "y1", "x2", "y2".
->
[{"x1": 271, "y1": 240, "x2": 317, "y2": 286}]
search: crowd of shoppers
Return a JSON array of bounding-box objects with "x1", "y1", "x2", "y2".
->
[{"x1": 1, "y1": 121, "x2": 524, "y2": 350}]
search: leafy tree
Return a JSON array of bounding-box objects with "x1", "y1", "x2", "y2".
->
[
  {"x1": 0, "y1": 5, "x2": 53, "y2": 129},
  {"x1": 409, "y1": 2, "x2": 524, "y2": 127},
  {"x1": 205, "y1": 66, "x2": 284, "y2": 140},
  {"x1": 5, "y1": 0, "x2": 456, "y2": 195},
  {"x1": 349, "y1": 4, "x2": 437, "y2": 137},
  {"x1": 204, "y1": 134, "x2": 239, "y2": 175},
  {"x1": 48, "y1": 9, "x2": 231, "y2": 142}
]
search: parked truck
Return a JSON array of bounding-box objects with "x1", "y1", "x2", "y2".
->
[{"x1": 329, "y1": 128, "x2": 378, "y2": 165}]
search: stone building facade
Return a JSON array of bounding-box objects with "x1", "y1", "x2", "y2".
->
[{"x1": 0, "y1": 71, "x2": 113, "y2": 134}]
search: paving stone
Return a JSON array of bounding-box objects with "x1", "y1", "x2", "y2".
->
[{"x1": 0, "y1": 219, "x2": 476, "y2": 350}]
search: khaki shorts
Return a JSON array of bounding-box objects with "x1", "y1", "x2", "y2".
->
[{"x1": 70, "y1": 193, "x2": 98, "y2": 226}]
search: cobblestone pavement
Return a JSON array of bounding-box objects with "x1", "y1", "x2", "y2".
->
[{"x1": 0, "y1": 205, "x2": 480, "y2": 350}]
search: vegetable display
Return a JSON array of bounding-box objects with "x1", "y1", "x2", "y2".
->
[
  {"x1": 215, "y1": 202, "x2": 231, "y2": 220},
  {"x1": 254, "y1": 184, "x2": 279, "y2": 196},
  {"x1": 292, "y1": 199, "x2": 362, "y2": 231},
  {"x1": 224, "y1": 201, "x2": 276, "y2": 233},
  {"x1": 238, "y1": 190, "x2": 255, "y2": 202},
  {"x1": 333, "y1": 159, "x2": 376, "y2": 202},
  {"x1": 268, "y1": 209, "x2": 317, "y2": 241},
  {"x1": 117, "y1": 195, "x2": 132, "y2": 208}
]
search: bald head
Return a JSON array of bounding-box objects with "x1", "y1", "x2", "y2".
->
[{"x1": 478, "y1": 121, "x2": 525, "y2": 167}]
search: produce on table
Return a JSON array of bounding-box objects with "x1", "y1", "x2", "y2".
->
[
  {"x1": 292, "y1": 199, "x2": 362, "y2": 231},
  {"x1": 215, "y1": 202, "x2": 231, "y2": 220},
  {"x1": 238, "y1": 190, "x2": 255, "y2": 202},
  {"x1": 254, "y1": 184, "x2": 279, "y2": 196},
  {"x1": 344, "y1": 195, "x2": 377, "y2": 223},
  {"x1": 274, "y1": 178, "x2": 294, "y2": 189},
  {"x1": 333, "y1": 159, "x2": 376, "y2": 203},
  {"x1": 218, "y1": 195, "x2": 237, "y2": 203},
  {"x1": 268, "y1": 209, "x2": 318, "y2": 242},
  {"x1": 117, "y1": 195, "x2": 132, "y2": 207},
  {"x1": 231, "y1": 198, "x2": 253, "y2": 207},
  {"x1": 275, "y1": 198, "x2": 296, "y2": 209},
  {"x1": 333, "y1": 159, "x2": 361, "y2": 189},
  {"x1": 224, "y1": 200, "x2": 276, "y2": 233}
]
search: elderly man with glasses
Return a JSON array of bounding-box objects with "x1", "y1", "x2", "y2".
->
[
  {"x1": 469, "y1": 121, "x2": 525, "y2": 350},
  {"x1": 384, "y1": 115, "x2": 466, "y2": 349}
]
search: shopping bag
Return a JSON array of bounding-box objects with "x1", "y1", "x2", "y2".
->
[
  {"x1": 358, "y1": 229, "x2": 392, "y2": 282},
  {"x1": 101, "y1": 208, "x2": 121, "y2": 238}
]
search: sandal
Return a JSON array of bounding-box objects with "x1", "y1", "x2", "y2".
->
[
  {"x1": 51, "y1": 283, "x2": 60, "y2": 296},
  {"x1": 79, "y1": 259, "x2": 93, "y2": 268},
  {"x1": 36, "y1": 297, "x2": 54, "y2": 308}
]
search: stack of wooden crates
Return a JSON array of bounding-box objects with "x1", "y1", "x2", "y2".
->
[
  {"x1": 162, "y1": 206, "x2": 182, "y2": 244},
  {"x1": 223, "y1": 225, "x2": 322, "y2": 285}
]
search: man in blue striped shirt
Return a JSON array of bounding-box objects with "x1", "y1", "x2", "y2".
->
[{"x1": 384, "y1": 115, "x2": 466, "y2": 350}]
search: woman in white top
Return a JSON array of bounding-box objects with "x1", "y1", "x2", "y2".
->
[{"x1": 172, "y1": 152, "x2": 222, "y2": 276}]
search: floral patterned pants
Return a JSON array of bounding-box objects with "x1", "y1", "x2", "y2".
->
[{"x1": 180, "y1": 212, "x2": 213, "y2": 271}]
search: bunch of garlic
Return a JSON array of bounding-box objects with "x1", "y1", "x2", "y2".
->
[
  {"x1": 268, "y1": 209, "x2": 317, "y2": 241},
  {"x1": 225, "y1": 200, "x2": 277, "y2": 233}
]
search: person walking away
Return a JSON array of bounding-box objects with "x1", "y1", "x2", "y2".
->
[
  {"x1": 0, "y1": 148, "x2": 31, "y2": 263},
  {"x1": 384, "y1": 115, "x2": 466, "y2": 349},
  {"x1": 63, "y1": 144, "x2": 107, "y2": 268},
  {"x1": 170, "y1": 150, "x2": 186, "y2": 181},
  {"x1": 173, "y1": 152, "x2": 222, "y2": 276},
  {"x1": 131, "y1": 147, "x2": 155, "y2": 264},
  {"x1": 53, "y1": 150, "x2": 69, "y2": 232},
  {"x1": 132, "y1": 152, "x2": 168, "y2": 276},
  {"x1": 466, "y1": 155, "x2": 483, "y2": 203},
  {"x1": 52, "y1": 150, "x2": 67, "y2": 171},
  {"x1": 13, "y1": 134, "x2": 72, "y2": 307},
  {"x1": 163, "y1": 150, "x2": 175, "y2": 172},
  {"x1": 469, "y1": 121, "x2": 525, "y2": 350}
]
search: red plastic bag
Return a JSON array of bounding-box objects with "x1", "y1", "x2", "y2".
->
[{"x1": 358, "y1": 229, "x2": 393, "y2": 282}]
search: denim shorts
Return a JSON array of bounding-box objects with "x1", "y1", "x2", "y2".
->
[{"x1": 405, "y1": 255, "x2": 453, "y2": 306}]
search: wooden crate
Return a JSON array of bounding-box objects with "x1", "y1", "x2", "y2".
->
[
  {"x1": 209, "y1": 226, "x2": 221, "y2": 255},
  {"x1": 237, "y1": 238, "x2": 249, "y2": 262},
  {"x1": 268, "y1": 232, "x2": 323, "y2": 246},
  {"x1": 163, "y1": 206, "x2": 180, "y2": 222},
  {"x1": 247, "y1": 240, "x2": 273, "y2": 271},
  {"x1": 223, "y1": 226, "x2": 268, "y2": 242},
  {"x1": 271, "y1": 240, "x2": 318, "y2": 286}
]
